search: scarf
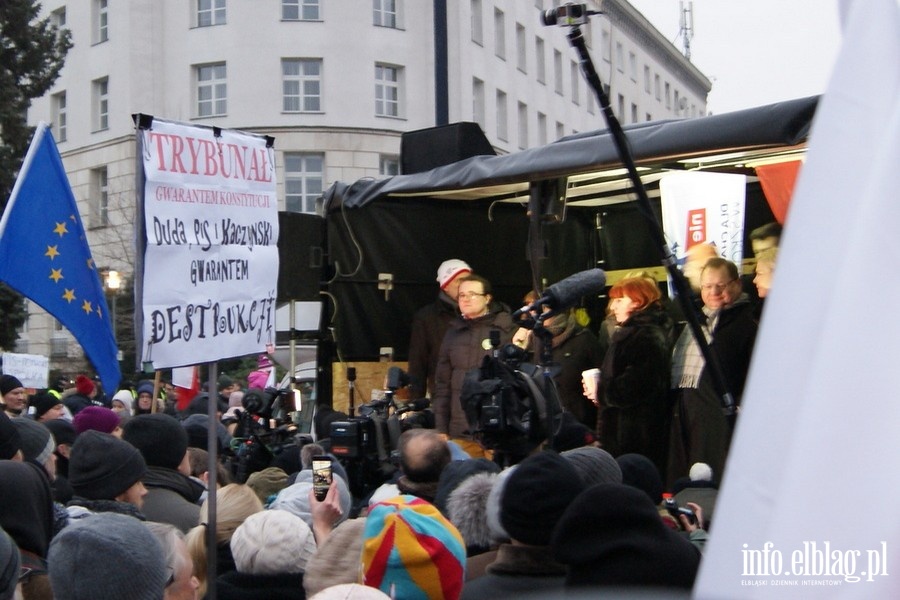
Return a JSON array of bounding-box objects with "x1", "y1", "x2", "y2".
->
[{"x1": 671, "y1": 307, "x2": 717, "y2": 389}]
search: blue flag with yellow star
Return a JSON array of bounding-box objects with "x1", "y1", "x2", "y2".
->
[{"x1": 0, "y1": 123, "x2": 120, "y2": 393}]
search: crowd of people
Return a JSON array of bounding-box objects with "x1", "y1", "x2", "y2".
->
[{"x1": 0, "y1": 223, "x2": 781, "y2": 599}]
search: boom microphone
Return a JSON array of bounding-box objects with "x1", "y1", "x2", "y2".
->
[{"x1": 513, "y1": 269, "x2": 607, "y2": 317}]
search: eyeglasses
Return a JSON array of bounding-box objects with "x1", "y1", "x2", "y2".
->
[
  {"x1": 458, "y1": 292, "x2": 487, "y2": 300},
  {"x1": 700, "y1": 280, "x2": 736, "y2": 293}
]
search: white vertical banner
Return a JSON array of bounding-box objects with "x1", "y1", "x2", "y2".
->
[
  {"x1": 696, "y1": 0, "x2": 900, "y2": 597},
  {"x1": 660, "y1": 171, "x2": 747, "y2": 266},
  {"x1": 140, "y1": 119, "x2": 278, "y2": 369}
]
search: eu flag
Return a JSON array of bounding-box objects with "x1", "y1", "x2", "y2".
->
[{"x1": 0, "y1": 124, "x2": 121, "y2": 393}]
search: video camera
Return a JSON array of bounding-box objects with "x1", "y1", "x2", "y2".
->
[
  {"x1": 460, "y1": 340, "x2": 561, "y2": 466},
  {"x1": 330, "y1": 366, "x2": 434, "y2": 499},
  {"x1": 228, "y1": 385, "x2": 302, "y2": 483}
]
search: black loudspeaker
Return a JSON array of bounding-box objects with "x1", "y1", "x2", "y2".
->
[
  {"x1": 277, "y1": 211, "x2": 325, "y2": 302},
  {"x1": 400, "y1": 122, "x2": 496, "y2": 175}
]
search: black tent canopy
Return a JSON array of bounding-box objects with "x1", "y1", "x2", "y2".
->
[
  {"x1": 317, "y1": 96, "x2": 817, "y2": 361},
  {"x1": 323, "y1": 95, "x2": 817, "y2": 211}
]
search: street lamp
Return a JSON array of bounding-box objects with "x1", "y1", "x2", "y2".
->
[{"x1": 103, "y1": 270, "x2": 124, "y2": 361}]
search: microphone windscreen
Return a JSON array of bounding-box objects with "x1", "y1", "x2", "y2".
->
[{"x1": 544, "y1": 269, "x2": 607, "y2": 309}]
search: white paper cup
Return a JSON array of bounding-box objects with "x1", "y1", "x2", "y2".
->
[{"x1": 582, "y1": 368, "x2": 600, "y2": 400}]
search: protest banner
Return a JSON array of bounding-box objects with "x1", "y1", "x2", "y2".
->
[{"x1": 137, "y1": 118, "x2": 278, "y2": 369}]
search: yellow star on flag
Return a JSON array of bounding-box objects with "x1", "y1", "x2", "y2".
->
[
  {"x1": 53, "y1": 222, "x2": 68, "y2": 236},
  {"x1": 81, "y1": 299, "x2": 93, "y2": 314},
  {"x1": 49, "y1": 268, "x2": 63, "y2": 283},
  {"x1": 96, "y1": 305, "x2": 103, "y2": 318},
  {"x1": 62, "y1": 289, "x2": 76, "y2": 303},
  {"x1": 45, "y1": 245, "x2": 60, "y2": 260}
]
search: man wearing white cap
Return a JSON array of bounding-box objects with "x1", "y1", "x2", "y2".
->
[{"x1": 407, "y1": 259, "x2": 472, "y2": 400}]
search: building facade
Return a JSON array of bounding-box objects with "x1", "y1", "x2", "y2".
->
[{"x1": 18, "y1": 0, "x2": 710, "y2": 375}]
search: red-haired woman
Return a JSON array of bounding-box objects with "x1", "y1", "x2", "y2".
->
[{"x1": 597, "y1": 276, "x2": 674, "y2": 476}]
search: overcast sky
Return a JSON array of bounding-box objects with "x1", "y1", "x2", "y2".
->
[{"x1": 625, "y1": 0, "x2": 843, "y2": 114}]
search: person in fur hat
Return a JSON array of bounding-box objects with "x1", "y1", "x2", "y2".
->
[{"x1": 460, "y1": 451, "x2": 584, "y2": 598}]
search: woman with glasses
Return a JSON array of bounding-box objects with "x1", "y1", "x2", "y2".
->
[
  {"x1": 596, "y1": 276, "x2": 674, "y2": 477},
  {"x1": 433, "y1": 274, "x2": 516, "y2": 458}
]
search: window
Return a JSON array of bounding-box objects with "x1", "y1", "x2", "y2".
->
[
  {"x1": 631, "y1": 103, "x2": 638, "y2": 124},
  {"x1": 283, "y1": 0, "x2": 319, "y2": 20},
  {"x1": 496, "y1": 90, "x2": 508, "y2": 141},
  {"x1": 196, "y1": 63, "x2": 227, "y2": 117},
  {"x1": 535, "y1": 37, "x2": 545, "y2": 83},
  {"x1": 553, "y1": 49, "x2": 563, "y2": 94},
  {"x1": 517, "y1": 102, "x2": 527, "y2": 149},
  {"x1": 674, "y1": 90, "x2": 680, "y2": 113},
  {"x1": 494, "y1": 8, "x2": 505, "y2": 59},
  {"x1": 93, "y1": 0, "x2": 108, "y2": 44},
  {"x1": 53, "y1": 92, "x2": 67, "y2": 142},
  {"x1": 92, "y1": 77, "x2": 109, "y2": 131},
  {"x1": 284, "y1": 153, "x2": 324, "y2": 213},
  {"x1": 644, "y1": 65, "x2": 651, "y2": 93},
  {"x1": 646, "y1": 112, "x2": 652, "y2": 121},
  {"x1": 601, "y1": 29, "x2": 610, "y2": 61},
  {"x1": 570, "y1": 60, "x2": 579, "y2": 105},
  {"x1": 587, "y1": 92, "x2": 595, "y2": 115},
  {"x1": 617, "y1": 94, "x2": 624, "y2": 121},
  {"x1": 516, "y1": 24, "x2": 526, "y2": 72},
  {"x1": 197, "y1": 0, "x2": 226, "y2": 27},
  {"x1": 472, "y1": 78, "x2": 485, "y2": 129},
  {"x1": 90, "y1": 167, "x2": 109, "y2": 228},
  {"x1": 282, "y1": 59, "x2": 322, "y2": 112},
  {"x1": 555, "y1": 121, "x2": 565, "y2": 140},
  {"x1": 629, "y1": 52, "x2": 637, "y2": 81},
  {"x1": 654, "y1": 74, "x2": 661, "y2": 100},
  {"x1": 537, "y1": 112, "x2": 547, "y2": 146},
  {"x1": 375, "y1": 64, "x2": 401, "y2": 117},
  {"x1": 379, "y1": 155, "x2": 400, "y2": 177},
  {"x1": 665, "y1": 82, "x2": 671, "y2": 109},
  {"x1": 51, "y1": 6, "x2": 67, "y2": 30},
  {"x1": 373, "y1": 0, "x2": 398, "y2": 28},
  {"x1": 615, "y1": 42, "x2": 624, "y2": 72},
  {"x1": 471, "y1": 0, "x2": 482, "y2": 44}
]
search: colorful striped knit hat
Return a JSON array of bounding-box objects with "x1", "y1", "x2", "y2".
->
[{"x1": 361, "y1": 495, "x2": 466, "y2": 600}]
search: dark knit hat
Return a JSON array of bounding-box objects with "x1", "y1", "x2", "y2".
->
[
  {"x1": 562, "y1": 446, "x2": 622, "y2": 488},
  {"x1": 136, "y1": 381, "x2": 154, "y2": 397},
  {"x1": 551, "y1": 412, "x2": 598, "y2": 452},
  {"x1": 0, "y1": 526, "x2": 19, "y2": 600},
  {"x1": 44, "y1": 418, "x2": 77, "y2": 447},
  {"x1": 500, "y1": 450, "x2": 584, "y2": 546},
  {"x1": 29, "y1": 391, "x2": 63, "y2": 419},
  {"x1": 12, "y1": 418, "x2": 55, "y2": 465},
  {"x1": 74, "y1": 374, "x2": 95, "y2": 397},
  {"x1": 73, "y1": 406, "x2": 121, "y2": 435},
  {"x1": 48, "y1": 512, "x2": 167, "y2": 600},
  {"x1": 0, "y1": 375, "x2": 23, "y2": 397},
  {"x1": 0, "y1": 411, "x2": 22, "y2": 460},
  {"x1": 552, "y1": 483, "x2": 701, "y2": 589},
  {"x1": 617, "y1": 453, "x2": 664, "y2": 505},
  {"x1": 217, "y1": 374, "x2": 234, "y2": 391},
  {"x1": 69, "y1": 430, "x2": 147, "y2": 500},
  {"x1": 122, "y1": 413, "x2": 189, "y2": 470}
]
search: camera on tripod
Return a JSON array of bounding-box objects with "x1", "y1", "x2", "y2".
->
[
  {"x1": 540, "y1": 3, "x2": 596, "y2": 27},
  {"x1": 330, "y1": 366, "x2": 434, "y2": 499},
  {"x1": 228, "y1": 385, "x2": 302, "y2": 483},
  {"x1": 460, "y1": 337, "x2": 560, "y2": 465}
]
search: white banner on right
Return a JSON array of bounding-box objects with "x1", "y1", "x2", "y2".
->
[
  {"x1": 695, "y1": 0, "x2": 900, "y2": 598},
  {"x1": 659, "y1": 171, "x2": 747, "y2": 267}
]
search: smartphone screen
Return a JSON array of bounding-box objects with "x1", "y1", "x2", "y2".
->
[{"x1": 312, "y1": 455, "x2": 332, "y2": 501}]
